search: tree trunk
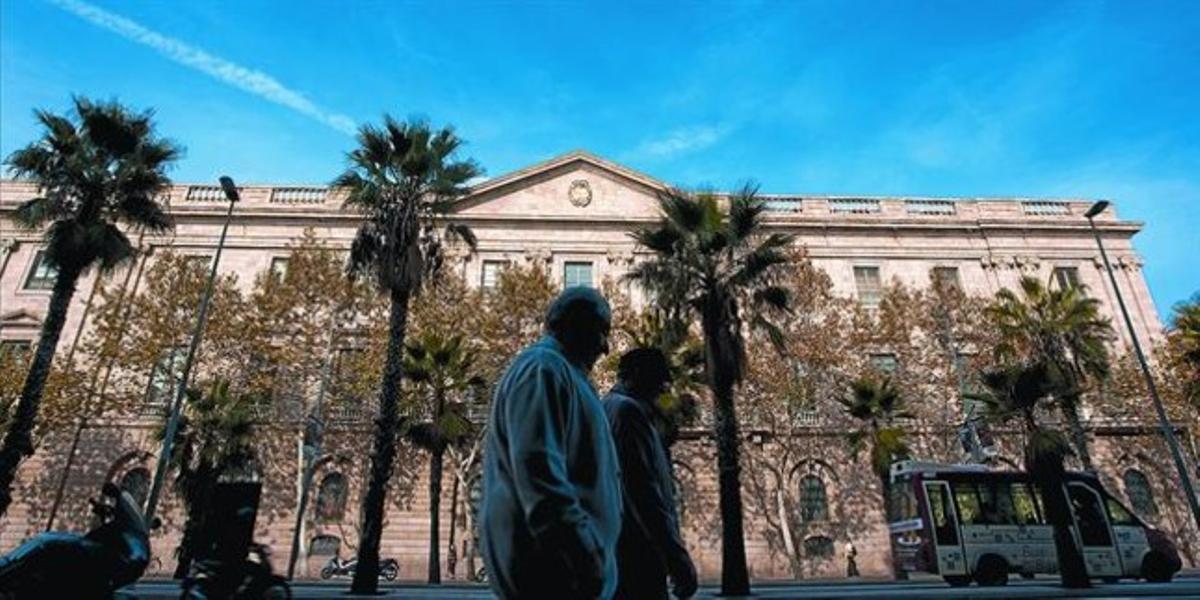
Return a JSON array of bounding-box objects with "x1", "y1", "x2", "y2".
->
[
  {"x1": 446, "y1": 467, "x2": 460, "y2": 580},
  {"x1": 174, "y1": 466, "x2": 218, "y2": 579},
  {"x1": 428, "y1": 446, "x2": 444, "y2": 584},
  {"x1": 351, "y1": 287, "x2": 411, "y2": 594},
  {"x1": 1027, "y1": 443, "x2": 1090, "y2": 588},
  {"x1": 1060, "y1": 398, "x2": 1094, "y2": 471},
  {"x1": 0, "y1": 267, "x2": 80, "y2": 518},
  {"x1": 714, "y1": 385, "x2": 750, "y2": 595}
]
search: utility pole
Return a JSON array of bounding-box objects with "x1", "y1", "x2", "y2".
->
[
  {"x1": 1086, "y1": 200, "x2": 1200, "y2": 532},
  {"x1": 143, "y1": 177, "x2": 239, "y2": 523}
]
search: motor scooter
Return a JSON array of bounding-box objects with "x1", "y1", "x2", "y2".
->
[
  {"x1": 319, "y1": 555, "x2": 398, "y2": 581},
  {"x1": 0, "y1": 483, "x2": 151, "y2": 599}
]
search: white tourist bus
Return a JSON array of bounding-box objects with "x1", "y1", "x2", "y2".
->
[{"x1": 887, "y1": 461, "x2": 1182, "y2": 586}]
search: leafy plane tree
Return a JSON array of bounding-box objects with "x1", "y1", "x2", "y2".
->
[
  {"x1": 0, "y1": 97, "x2": 179, "y2": 518},
  {"x1": 627, "y1": 185, "x2": 793, "y2": 596},
  {"x1": 336, "y1": 116, "x2": 481, "y2": 593}
]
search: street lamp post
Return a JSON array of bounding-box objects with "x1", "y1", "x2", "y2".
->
[
  {"x1": 1085, "y1": 200, "x2": 1200, "y2": 531},
  {"x1": 142, "y1": 176, "x2": 240, "y2": 524},
  {"x1": 286, "y1": 310, "x2": 340, "y2": 579}
]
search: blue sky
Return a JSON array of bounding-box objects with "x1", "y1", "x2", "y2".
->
[{"x1": 2, "y1": 0, "x2": 1197, "y2": 319}]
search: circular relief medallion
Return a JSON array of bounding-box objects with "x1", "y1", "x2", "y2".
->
[{"x1": 568, "y1": 179, "x2": 592, "y2": 207}]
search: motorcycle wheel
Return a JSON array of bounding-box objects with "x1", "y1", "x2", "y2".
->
[
  {"x1": 382, "y1": 564, "x2": 398, "y2": 581},
  {"x1": 319, "y1": 565, "x2": 334, "y2": 579}
]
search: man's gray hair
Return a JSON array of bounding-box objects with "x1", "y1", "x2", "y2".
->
[{"x1": 545, "y1": 286, "x2": 612, "y2": 332}]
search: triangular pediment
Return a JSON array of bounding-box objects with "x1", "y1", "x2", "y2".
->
[
  {"x1": 453, "y1": 150, "x2": 668, "y2": 220},
  {"x1": 0, "y1": 309, "x2": 42, "y2": 329}
]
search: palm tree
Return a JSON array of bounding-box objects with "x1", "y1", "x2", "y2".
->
[
  {"x1": 989, "y1": 276, "x2": 1113, "y2": 471},
  {"x1": 335, "y1": 116, "x2": 480, "y2": 593},
  {"x1": 839, "y1": 377, "x2": 912, "y2": 502},
  {"x1": 1169, "y1": 295, "x2": 1200, "y2": 406},
  {"x1": 401, "y1": 331, "x2": 482, "y2": 584},
  {"x1": 973, "y1": 362, "x2": 1090, "y2": 588},
  {"x1": 0, "y1": 97, "x2": 179, "y2": 517},
  {"x1": 159, "y1": 380, "x2": 257, "y2": 577},
  {"x1": 627, "y1": 186, "x2": 793, "y2": 595}
]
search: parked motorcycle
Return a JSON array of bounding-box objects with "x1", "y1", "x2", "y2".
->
[
  {"x1": 319, "y1": 555, "x2": 398, "y2": 581},
  {"x1": 181, "y1": 542, "x2": 290, "y2": 599},
  {"x1": 0, "y1": 482, "x2": 151, "y2": 599}
]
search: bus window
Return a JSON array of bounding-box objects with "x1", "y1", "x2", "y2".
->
[
  {"x1": 926, "y1": 483, "x2": 959, "y2": 546},
  {"x1": 1012, "y1": 483, "x2": 1043, "y2": 525},
  {"x1": 977, "y1": 481, "x2": 1018, "y2": 525},
  {"x1": 1105, "y1": 495, "x2": 1138, "y2": 527},
  {"x1": 1068, "y1": 484, "x2": 1113, "y2": 546},
  {"x1": 890, "y1": 483, "x2": 917, "y2": 521},
  {"x1": 953, "y1": 482, "x2": 981, "y2": 525}
]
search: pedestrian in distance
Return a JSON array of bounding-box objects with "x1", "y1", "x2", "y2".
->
[
  {"x1": 479, "y1": 287, "x2": 623, "y2": 599},
  {"x1": 604, "y1": 347, "x2": 698, "y2": 599}
]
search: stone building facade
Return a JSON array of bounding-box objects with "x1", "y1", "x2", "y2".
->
[{"x1": 1, "y1": 150, "x2": 1195, "y2": 581}]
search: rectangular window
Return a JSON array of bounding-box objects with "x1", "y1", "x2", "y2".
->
[
  {"x1": 1012, "y1": 482, "x2": 1044, "y2": 525},
  {"x1": 1053, "y1": 267, "x2": 1081, "y2": 291},
  {"x1": 145, "y1": 347, "x2": 187, "y2": 409},
  {"x1": 187, "y1": 255, "x2": 213, "y2": 270},
  {"x1": 931, "y1": 266, "x2": 961, "y2": 292},
  {"x1": 564, "y1": 261, "x2": 593, "y2": 288},
  {"x1": 23, "y1": 251, "x2": 57, "y2": 290},
  {"x1": 269, "y1": 257, "x2": 289, "y2": 282},
  {"x1": 481, "y1": 260, "x2": 506, "y2": 290},
  {"x1": 952, "y1": 481, "x2": 982, "y2": 525},
  {"x1": 853, "y1": 266, "x2": 882, "y2": 308},
  {"x1": 869, "y1": 353, "x2": 898, "y2": 374},
  {"x1": 925, "y1": 482, "x2": 959, "y2": 546}
]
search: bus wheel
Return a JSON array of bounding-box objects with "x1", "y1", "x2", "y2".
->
[
  {"x1": 1142, "y1": 553, "x2": 1174, "y2": 583},
  {"x1": 943, "y1": 575, "x2": 971, "y2": 587},
  {"x1": 974, "y1": 555, "x2": 1009, "y2": 587}
]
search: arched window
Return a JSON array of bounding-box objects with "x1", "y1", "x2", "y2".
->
[
  {"x1": 803, "y1": 535, "x2": 834, "y2": 559},
  {"x1": 1123, "y1": 469, "x2": 1159, "y2": 518},
  {"x1": 798, "y1": 475, "x2": 828, "y2": 522},
  {"x1": 315, "y1": 473, "x2": 348, "y2": 522},
  {"x1": 118, "y1": 467, "x2": 150, "y2": 508}
]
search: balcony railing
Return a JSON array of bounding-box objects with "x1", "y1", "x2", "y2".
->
[
  {"x1": 829, "y1": 198, "x2": 881, "y2": 214},
  {"x1": 1022, "y1": 201, "x2": 1071, "y2": 216},
  {"x1": 270, "y1": 187, "x2": 327, "y2": 204},
  {"x1": 763, "y1": 196, "x2": 803, "y2": 213},
  {"x1": 184, "y1": 185, "x2": 227, "y2": 203},
  {"x1": 906, "y1": 199, "x2": 956, "y2": 216}
]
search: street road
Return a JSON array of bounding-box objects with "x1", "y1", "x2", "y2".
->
[{"x1": 120, "y1": 575, "x2": 1200, "y2": 599}]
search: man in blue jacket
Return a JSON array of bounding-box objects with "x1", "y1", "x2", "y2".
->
[
  {"x1": 480, "y1": 287, "x2": 623, "y2": 599},
  {"x1": 604, "y1": 348, "x2": 698, "y2": 599}
]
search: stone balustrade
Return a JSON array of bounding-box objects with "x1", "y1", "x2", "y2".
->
[{"x1": 0, "y1": 179, "x2": 1120, "y2": 223}]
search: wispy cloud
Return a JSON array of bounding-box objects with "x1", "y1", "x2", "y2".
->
[
  {"x1": 48, "y1": 0, "x2": 357, "y2": 135},
  {"x1": 627, "y1": 124, "x2": 730, "y2": 161}
]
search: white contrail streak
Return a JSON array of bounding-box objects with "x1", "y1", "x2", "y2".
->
[{"x1": 48, "y1": 0, "x2": 358, "y2": 135}]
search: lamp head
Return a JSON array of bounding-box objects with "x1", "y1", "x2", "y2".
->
[
  {"x1": 218, "y1": 176, "x2": 240, "y2": 202},
  {"x1": 1085, "y1": 200, "x2": 1109, "y2": 219}
]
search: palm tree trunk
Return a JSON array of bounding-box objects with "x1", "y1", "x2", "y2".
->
[
  {"x1": 714, "y1": 381, "x2": 750, "y2": 595},
  {"x1": 1027, "y1": 441, "x2": 1090, "y2": 588},
  {"x1": 446, "y1": 466, "x2": 460, "y2": 580},
  {"x1": 1060, "y1": 398, "x2": 1094, "y2": 471},
  {"x1": 351, "y1": 287, "x2": 411, "y2": 594},
  {"x1": 175, "y1": 465, "x2": 218, "y2": 579},
  {"x1": 0, "y1": 266, "x2": 80, "y2": 518},
  {"x1": 428, "y1": 446, "x2": 444, "y2": 584}
]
